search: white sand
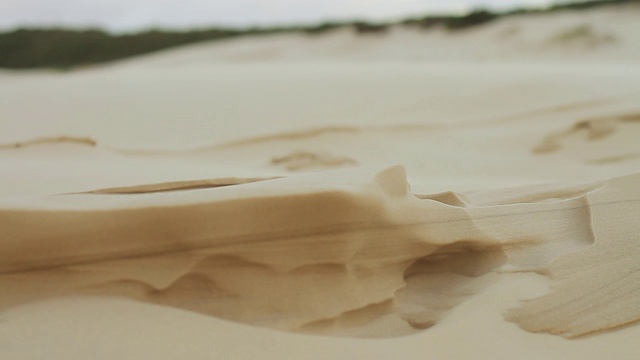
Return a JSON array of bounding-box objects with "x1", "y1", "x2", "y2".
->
[
  {"x1": 113, "y1": 3, "x2": 640, "y2": 66},
  {"x1": 1, "y1": 4, "x2": 640, "y2": 359}
]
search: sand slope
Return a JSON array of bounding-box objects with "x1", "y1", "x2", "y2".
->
[
  {"x1": 112, "y1": 3, "x2": 640, "y2": 66},
  {"x1": 2, "y1": 5, "x2": 640, "y2": 360}
]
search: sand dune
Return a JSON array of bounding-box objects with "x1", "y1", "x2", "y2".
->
[
  {"x1": 111, "y1": 3, "x2": 640, "y2": 66},
  {"x1": 2, "y1": 5, "x2": 640, "y2": 360}
]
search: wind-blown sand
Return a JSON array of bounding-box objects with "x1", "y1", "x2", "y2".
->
[{"x1": 2, "y1": 4, "x2": 640, "y2": 360}]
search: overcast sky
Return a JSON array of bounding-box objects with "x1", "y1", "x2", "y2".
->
[{"x1": 1, "y1": 0, "x2": 556, "y2": 32}]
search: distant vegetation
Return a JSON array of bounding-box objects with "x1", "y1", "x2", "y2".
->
[
  {"x1": 400, "y1": 0, "x2": 636, "y2": 29},
  {"x1": 0, "y1": 28, "x2": 241, "y2": 69},
  {"x1": 0, "y1": 0, "x2": 637, "y2": 69},
  {"x1": 352, "y1": 22, "x2": 390, "y2": 34},
  {"x1": 401, "y1": 10, "x2": 497, "y2": 30},
  {"x1": 303, "y1": 22, "x2": 344, "y2": 35}
]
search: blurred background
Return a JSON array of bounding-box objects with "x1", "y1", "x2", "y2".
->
[{"x1": 1, "y1": 0, "x2": 638, "y2": 69}]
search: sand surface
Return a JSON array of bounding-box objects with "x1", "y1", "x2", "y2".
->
[{"x1": 2, "y1": 5, "x2": 640, "y2": 359}]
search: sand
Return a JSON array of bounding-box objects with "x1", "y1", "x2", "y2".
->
[{"x1": 1, "y1": 4, "x2": 640, "y2": 360}]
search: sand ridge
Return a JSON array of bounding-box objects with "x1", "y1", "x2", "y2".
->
[{"x1": 1, "y1": 163, "x2": 638, "y2": 339}]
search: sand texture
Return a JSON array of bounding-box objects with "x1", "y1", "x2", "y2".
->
[{"x1": 2, "y1": 5, "x2": 640, "y2": 360}]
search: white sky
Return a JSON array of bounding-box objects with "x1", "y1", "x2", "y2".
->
[{"x1": 0, "y1": 0, "x2": 556, "y2": 32}]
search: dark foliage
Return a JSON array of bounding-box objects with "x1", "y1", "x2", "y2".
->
[
  {"x1": 304, "y1": 22, "x2": 343, "y2": 35},
  {"x1": 352, "y1": 22, "x2": 389, "y2": 35},
  {"x1": 506, "y1": 0, "x2": 638, "y2": 15},
  {"x1": 0, "y1": 28, "x2": 239, "y2": 69},
  {"x1": 443, "y1": 10, "x2": 497, "y2": 30}
]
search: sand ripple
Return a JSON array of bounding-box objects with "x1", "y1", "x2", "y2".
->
[{"x1": 1, "y1": 164, "x2": 638, "y2": 338}]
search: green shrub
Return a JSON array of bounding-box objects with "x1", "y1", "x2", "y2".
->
[
  {"x1": 304, "y1": 22, "x2": 343, "y2": 35},
  {"x1": 352, "y1": 22, "x2": 389, "y2": 35},
  {"x1": 444, "y1": 10, "x2": 497, "y2": 31},
  {"x1": 0, "y1": 28, "x2": 239, "y2": 69}
]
